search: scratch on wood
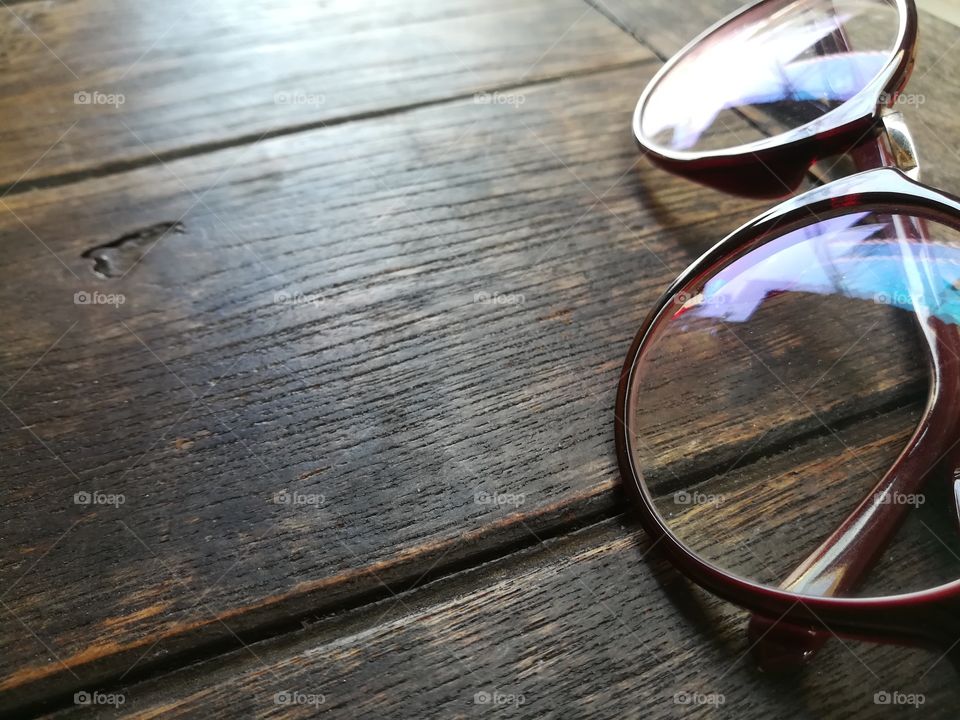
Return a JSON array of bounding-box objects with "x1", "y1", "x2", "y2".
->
[{"x1": 81, "y1": 221, "x2": 185, "y2": 278}]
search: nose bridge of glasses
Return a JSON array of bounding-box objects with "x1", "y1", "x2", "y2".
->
[{"x1": 880, "y1": 108, "x2": 921, "y2": 180}]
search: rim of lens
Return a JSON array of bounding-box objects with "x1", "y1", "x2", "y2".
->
[
  {"x1": 616, "y1": 168, "x2": 960, "y2": 607},
  {"x1": 633, "y1": 0, "x2": 915, "y2": 162}
]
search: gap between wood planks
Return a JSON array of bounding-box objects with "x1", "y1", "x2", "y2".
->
[
  {"x1": 5, "y1": 2, "x2": 938, "y2": 715},
  {"x1": 8, "y1": 397, "x2": 927, "y2": 718},
  {"x1": 0, "y1": 57, "x2": 655, "y2": 200},
  {"x1": 10, "y1": 505, "x2": 622, "y2": 719}
]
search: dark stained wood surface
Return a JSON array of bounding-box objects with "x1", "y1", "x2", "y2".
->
[
  {"x1": 0, "y1": 62, "x2": 763, "y2": 712},
  {"x1": 1, "y1": 0, "x2": 958, "y2": 716},
  {"x1": 0, "y1": 0, "x2": 652, "y2": 189},
  {"x1": 48, "y1": 514, "x2": 960, "y2": 719}
]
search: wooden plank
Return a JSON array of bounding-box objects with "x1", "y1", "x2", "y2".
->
[
  {"x1": 587, "y1": 0, "x2": 745, "y2": 59},
  {"x1": 0, "y1": 0, "x2": 652, "y2": 188},
  {"x1": 0, "y1": 46, "x2": 950, "y2": 712},
  {"x1": 46, "y1": 503, "x2": 960, "y2": 717},
  {"x1": 650, "y1": 400, "x2": 960, "y2": 598},
  {"x1": 4, "y1": 5, "x2": 960, "y2": 714},
  {"x1": 903, "y1": 11, "x2": 960, "y2": 192},
  {"x1": 918, "y1": 0, "x2": 960, "y2": 28},
  {"x1": 627, "y1": 289, "x2": 927, "y2": 489},
  {"x1": 0, "y1": 62, "x2": 769, "y2": 713}
]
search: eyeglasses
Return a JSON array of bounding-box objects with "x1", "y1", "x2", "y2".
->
[{"x1": 616, "y1": 0, "x2": 960, "y2": 671}]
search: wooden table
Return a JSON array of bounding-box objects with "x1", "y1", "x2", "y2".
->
[{"x1": 1, "y1": 0, "x2": 958, "y2": 717}]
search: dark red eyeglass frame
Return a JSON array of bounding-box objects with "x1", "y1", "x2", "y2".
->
[
  {"x1": 632, "y1": 0, "x2": 919, "y2": 198},
  {"x1": 616, "y1": 0, "x2": 960, "y2": 669}
]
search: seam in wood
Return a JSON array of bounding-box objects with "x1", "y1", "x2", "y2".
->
[
  {"x1": 1, "y1": 489, "x2": 619, "y2": 718},
  {"x1": 0, "y1": 57, "x2": 657, "y2": 201},
  {"x1": 1, "y1": 391, "x2": 929, "y2": 717}
]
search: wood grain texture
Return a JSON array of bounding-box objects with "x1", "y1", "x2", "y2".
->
[
  {"x1": 586, "y1": 0, "x2": 745, "y2": 59},
  {"x1": 2, "y1": 0, "x2": 959, "y2": 716},
  {"x1": 917, "y1": 0, "x2": 960, "y2": 28},
  {"x1": 46, "y1": 515, "x2": 960, "y2": 719},
  {"x1": 0, "y1": 0, "x2": 652, "y2": 189},
  {"x1": 0, "y1": 56, "x2": 932, "y2": 711},
  {"x1": 629, "y1": 290, "x2": 927, "y2": 489},
  {"x1": 650, "y1": 401, "x2": 960, "y2": 598},
  {"x1": 0, "y1": 62, "x2": 767, "y2": 713}
]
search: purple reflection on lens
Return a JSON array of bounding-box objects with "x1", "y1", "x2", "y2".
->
[
  {"x1": 677, "y1": 213, "x2": 960, "y2": 327},
  {"x1": 640, "y1": 0, "x2": 901, "y2": 152}
]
